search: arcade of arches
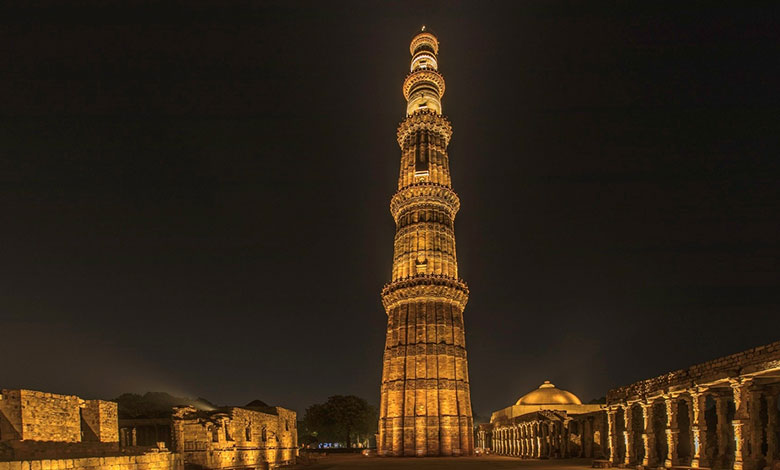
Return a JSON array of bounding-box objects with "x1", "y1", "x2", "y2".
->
[
  {"x1": 477, "y1": 382, "x2": 607, "y2": 459},
  {"x1": 606, "y1": 341, "x2": 780, "y2": 470},
  {"x1": 477, "y1": 341, "x2": 780, "y2": 470}
]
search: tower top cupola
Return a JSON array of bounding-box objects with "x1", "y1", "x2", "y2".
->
[{"x1": 404, "y1": 28, "x2": 445, "y2": 116}]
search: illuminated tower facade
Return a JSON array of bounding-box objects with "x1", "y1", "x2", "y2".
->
[{"x1": 378, "y1": 28, "x2": 474, "y2": 457}]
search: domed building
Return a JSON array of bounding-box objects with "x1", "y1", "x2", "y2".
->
[{"x1": 477, "y1": 381, "x2": 607, "y2": 459}]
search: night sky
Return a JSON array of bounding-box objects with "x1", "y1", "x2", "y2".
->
[{"x1": 1, "y1": 1, "x2": 779, "y2": 420}]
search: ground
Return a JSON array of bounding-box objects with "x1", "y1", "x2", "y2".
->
[{"x1": 307, "y1": 455, "x2": 595, "y2": 470}]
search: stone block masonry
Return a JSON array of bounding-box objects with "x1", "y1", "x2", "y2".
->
[{"x1": 0, "y1": 451, "x2": 181, "y2": 470}]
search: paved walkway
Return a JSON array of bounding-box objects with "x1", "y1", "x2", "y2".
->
[{"x1": 308, "y1": 455, "x2": 595, "y2": 469}]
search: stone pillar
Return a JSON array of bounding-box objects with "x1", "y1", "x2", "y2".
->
[
  {"x1": 563, "y1": 418, "x2": 571, "y2": 458},
  {"x1": 731, "y1": 379, "x2": 751, "y2": 470},
  {"x1": 665, "y1": 396, "x2": 680, "y2": 468},
  {"x1": 584, "y1": 416, "x2": 593, "y2": 459},
  {"x1": 549, "y1": 423, "x2": 555, "y2": 458},
  {"x1": 513, "y1": 426, "x2": 518, "y2": 456},
  {"x1": 716, "y1": 393, "x2": 731, "y2": 469},
  {"x1": 518, "y1": 426, "x2": 523, "y2": 457},
  {"x1": 624, "y1": 405, "x2": 635, "y2": 466},
  {"x1": 525, "y1": 425, "x2": 530, "y2": 457},
  {"x1": 748, "y1": 386, "x2": 764, "y2": 470},
  {"x1": 642, "y1": 401, "x2": 657, "y2": 467},
  {"x1": 766, "y1": 391, "x2": 777, "y2": 463},
  {"x1": 691, "y1": 390, "x2": 709, "y2": 468},
  {"x1": 532, "y1": 424, "x2": 538, "y2": 458},
  {"x1": 608, "y1": 408, "x2": 619, "y2": 465}
]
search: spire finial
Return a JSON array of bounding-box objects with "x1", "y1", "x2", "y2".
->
[{"x1": 421, "y1": 25, "x2": 426, "y2": 31}]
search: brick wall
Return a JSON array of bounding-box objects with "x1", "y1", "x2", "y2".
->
[{"x1": 607, "y1": 341, "x2": 780, "y2": 404}]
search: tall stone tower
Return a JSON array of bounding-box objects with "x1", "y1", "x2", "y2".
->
[{"x1": 378, "y1": 28, "x2": 474, "y2": 457}]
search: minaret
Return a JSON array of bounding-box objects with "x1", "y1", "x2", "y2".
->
[{"x1": 378, "y1": 28, "x2": 474, "y2": 457}]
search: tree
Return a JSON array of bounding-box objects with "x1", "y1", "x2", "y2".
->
[{"x1": 302, "y1": 395, "x2": 377, "y2": 448}]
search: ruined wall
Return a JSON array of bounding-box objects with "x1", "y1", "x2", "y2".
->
[
  {"x1": 81, "y1": 401, "x2": 119, "y2": 443},
  {"x1": 172, "y1": 406, "x2": 296, "y2": 469},
  {"x1": 273, "y1": 407, "x2": 297, "y2": 464},
  {"x1": 607, "y1": 341, "x2": 780, "y2": 404},
  {"x1": 0, "y1": 391, "x2": 23, "y2": 441},
  {"x1": 0, "y1": 451, "x2": 181, "y2": 470},
  {"x1": 0, "y1": 390, "x2": 120, "y2": 461},
  {"x1": 12, "y1": 390, "x2": 81, "y2": 443}
]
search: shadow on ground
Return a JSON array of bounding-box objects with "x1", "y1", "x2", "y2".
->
[{"x1": 306, "y1": 455, "x2": 595, "y2": 469}]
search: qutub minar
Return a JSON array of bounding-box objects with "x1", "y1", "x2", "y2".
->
[{"x1": 378, "y1": 28, "x2": 474, "y2": 457}]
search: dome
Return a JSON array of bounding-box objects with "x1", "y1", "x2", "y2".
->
[{"x1": 515, "y1": 381, "x2": 583, "y2": 406}]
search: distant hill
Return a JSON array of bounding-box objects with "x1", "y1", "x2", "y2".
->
[{"x1": 113, "y1": 392, "x2": 217, "y2": 419}]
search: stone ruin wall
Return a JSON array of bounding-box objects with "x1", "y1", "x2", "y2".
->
[
  {"x1": 607, "y1": 340, "x2": 780, "y2": 403},
  {"x1": 80, "y1": 401, "x2": 118, "y2": 444},
  {"x1": 0, "y1": 451, "x2": 181, "y2": 470},
  {"x1": 173, "y1": 406, "x2": 296, "y2": 469},
  {"x1": 1, "y1": 390, "x2": 82, "y2": 443}
]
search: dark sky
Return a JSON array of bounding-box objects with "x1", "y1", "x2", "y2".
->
[{"x1": 1, "y1": 1, "x2": 779, "y2": 419}]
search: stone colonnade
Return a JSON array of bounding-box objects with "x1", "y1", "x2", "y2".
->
[
  {"x1": 477, "y1": 411, "x2": 607, "y2": 459},
  {"x1": 606, "y1": 341, "x2": 780, "y2": 470}
]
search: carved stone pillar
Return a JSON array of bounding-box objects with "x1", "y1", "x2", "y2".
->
[
  {"x1": 766, "y1": 392, "x2": 777, "y2": 463},
  {"x1": 535, "y1": 423, "x2": 541, "y2": 458},
  {"x1": 624, "y1": 405, "x2": 635, "y2": 465},
  {"x1": 514, "y1": 426, "x2": 519, "y2": 456},
  {"x1": 715, "y1": 393, "x2": 731, "y2": 469},
  {"x1": 520, "y1": 425, "x2": 525, "y2": 457},
  {"x1": 731, "y1": 379, "x2": 751, "y2": 470},
  {"x1": 748, "y1": 386, "x2": 764, "y2": 470},
  {"x1": 584, "y1": 416, "x2": 593, "y2": 459},
  {"x1": 691, "y1": 390, "x2": 709, "y2": 468},
  {"x1": 665, "y1": 396, "x2": 680, "y2": 468},
  {"x1": 642, "y1": 402, "x2": 657, "y2": 467},
  {"x1": 563, "y1": 418, "x2": 571, "y2": 458},
  {"x1": 607, "y1": 408, "x2": 619, "y2": 464}
]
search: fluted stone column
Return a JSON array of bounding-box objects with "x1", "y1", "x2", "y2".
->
[
  {"x1": 608, "y1": 408, "x2": 619, "y2": 464},
  {"x1": 716, "y1": 394, "x2": 731, "y2": 469},
  {"x1": 642, "y1": 402, "x2": 657, "y2": 467},
  {"x1": 665, "y1": 396, "x2": 680, "y2": 468},
  {"x1": 378, "y1": 27, "x2": 474, "y2": 459}
]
